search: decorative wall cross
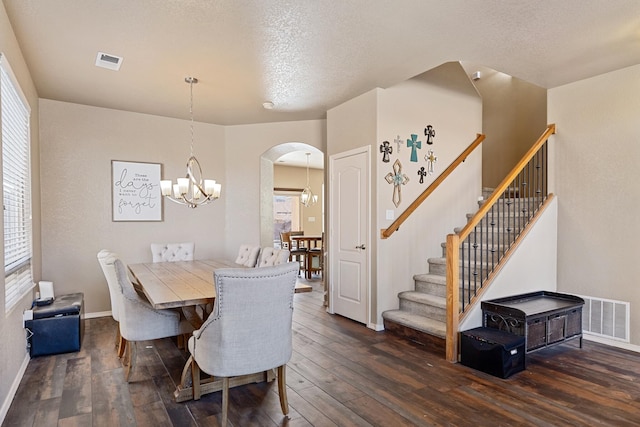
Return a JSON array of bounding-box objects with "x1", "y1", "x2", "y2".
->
[
  {"x1": 385, "y1": 159, "x2": 409, "y2": 207},
  {"x1": 394, "y1": 135, "x2": 403, "y2": 153},
  {"x1": 406, "y1": 134, "x2": 422, "y2": 162},
  {"x1": 424, "y1": 125, "x2": 436, "y2": 145},
  {"x1": 379, "y1": 140, "x2": 392, "y2": 163},
  {"x1": 417, "y1": 166, "x2": 427, "y2": 184},
  {"x1": 425, "y1": 149, "x2": 437, "y2": 174}
]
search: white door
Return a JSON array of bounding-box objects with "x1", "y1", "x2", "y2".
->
[{"x1": 329, "y1": 146, "x2": 369, "y2": 324}]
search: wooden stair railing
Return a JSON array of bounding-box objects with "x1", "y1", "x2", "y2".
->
[
  {"x1": 380, "y1": 133, "x2": 486, "y2": 239},
  {"x1": 445, "y1": 124, "x2": 557, "y2": 362}
]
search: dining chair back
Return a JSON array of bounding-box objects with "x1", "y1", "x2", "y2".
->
[
  {"x1": 97, "y1": 249, "x2": 128, "y2": 357},
  {"x1": 150, "y1": 242, "x2": 195, "y2": 262},
  {"x1": 280, "y1": 231, "x2": 307, "y2": 274},
  {"x1": 256, "y1": 247, "x2": 290, "y2": 267},
  {"x1": 187, "y1": 262, "x2": 299, "y2": 424},
  {"x1": 234, "y1": 244, "x2": 261, "y2": 267},
  {"x1": 113, "y1": 258, "x2": 194, "y2": 381}
]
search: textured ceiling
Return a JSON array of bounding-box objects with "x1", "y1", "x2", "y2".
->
[{"x1": 4, "y1": 0, "x2": 640, "y2": 126}]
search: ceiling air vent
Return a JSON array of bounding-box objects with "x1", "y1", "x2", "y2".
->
[{"x1": 95, "y1": 52, "x2": 123, "y2": 71}]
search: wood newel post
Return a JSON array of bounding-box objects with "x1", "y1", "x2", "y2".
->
[{"x1": 446, "y1": 233, "x2": 460, "y2": 363}]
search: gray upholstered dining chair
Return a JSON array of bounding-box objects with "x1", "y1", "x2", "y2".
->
[
  {"x1": 234, "y1": 244, "x2": 261, "y2": 267},
  {"x1": 187, "y1": 262, "x2": 299, "y2": 425},
  {"x1": 256, "y1": 247, "x2": 290, "y2": 267},
  {"x1": 97, "y1": 249, "x2": 127, "y2": 358},
  {"x1": 113, "y1": 259, "x2": 194, "y2": 381},
  {"x1": 150, "y1": 242, "x2": 195, "y2": 262}
]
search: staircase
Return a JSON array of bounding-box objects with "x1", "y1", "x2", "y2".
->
[
  {"x1": 382, "y1": 189, "x2": 531, "y2": 353},
  {"x1": 380, "y1": 125, "x2": 555, "y2": 358}
]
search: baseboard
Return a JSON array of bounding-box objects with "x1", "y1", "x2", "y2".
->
[
  {"x1": 84, "y1": 310, "x2": 111, "y2": 319},
  {"x1": 0, "y1": 352, "x2": 29, "y2": 425},
  {"x1": 584, "y1": 334, "x2": 640, "y2": 353},
  {"x1": 368, "y1": 322, "x2": 384, "y2": 331}
]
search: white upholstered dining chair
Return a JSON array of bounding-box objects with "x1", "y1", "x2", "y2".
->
[
  {"x1": 97, "y1": 249, "x2": 127, "y2": 358},
  {"x1": 150, "y1": 242, "x2": 195, "y2": 262},
  {"x1": 256, "y1": 247, "x2": 290, "y2": 267},
  {"x1": 113, "y1": 259, "x2": 194, "y2": 381},
  {"x1": 188, "y1": 262, "x2": 299, "y2": 425},
  {"x1": 234, "y1": 244, "x2": 261, "y2": 267}
]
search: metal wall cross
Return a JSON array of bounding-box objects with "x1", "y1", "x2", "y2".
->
[
  {"x1": 379, "y1": 140, "x2": 393, "y2": 163},
  {"x1": 394, "y1": 135, "x2": 403, "y2": 153}
]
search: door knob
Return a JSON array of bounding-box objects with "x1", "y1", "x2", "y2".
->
[{"x1": 355, "y1": 244, "x2": 366, "y2": 250}]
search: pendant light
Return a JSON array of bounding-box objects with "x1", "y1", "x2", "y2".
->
[
  {"x1": 160, "y1": 77, "x2": 221, "y2": 208},
  {"x1": 301, "y1": 153, "x2": 318, "y2": 207}
]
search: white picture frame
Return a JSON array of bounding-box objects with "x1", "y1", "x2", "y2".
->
[{"x1": 111, "y1": 160, "x2": 163, "y2": 221}]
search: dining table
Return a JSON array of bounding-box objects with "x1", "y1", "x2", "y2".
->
[{"x1": 127, "y1": 258, "x2": 312, "y2": 402}]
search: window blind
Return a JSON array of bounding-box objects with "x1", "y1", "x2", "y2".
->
[{"x1": 1, "y1": 55, "x2": 33, "y2": 312}]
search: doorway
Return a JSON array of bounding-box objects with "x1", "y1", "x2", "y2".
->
[
  {"x1": 329, "y1": 146, "x2": 370, "y2": 325},
  {"x1": 259, "y1": 143, "x2": 324, "y2": 249}
]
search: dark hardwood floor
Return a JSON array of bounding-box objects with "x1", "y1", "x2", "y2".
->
[{"x1": 4, "y1": 278, "x2": 640, "y2": 426}]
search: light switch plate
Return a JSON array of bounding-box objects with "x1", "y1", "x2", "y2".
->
[{"x1": 386, "y1": 210, "x2": 394, "y2": 220}]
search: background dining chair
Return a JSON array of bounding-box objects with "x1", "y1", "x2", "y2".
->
[
  {"x1": 187, "y1": 262, "x2": 299, "y2": 425},
  {"x1": 280, "y1": 231, "x2": 306, "y2": 275},
  {"x1": 256, "y1": 247, "x2": 290, "y2": 267},
  {"x1": 113, "y1": 259, "x2": 194, "y2": 381},
  {"x1": 150, "y1": 242, "x2": 195, "y2": 262},
  {"x1": 234, "y1": 244, "x2": 261, "y2": 267},
  {"x1": 306, "y1": 233, "x2": 324, "y2": 279},
  {"x1": 97, "y1": 249, "x2": 127, "y2": 357}
]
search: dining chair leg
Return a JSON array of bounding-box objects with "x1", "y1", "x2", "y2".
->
[
  {"x1": 115, "y1": 327, "x2": 120, "y2": 348},
  {"x1": 124, "y1": 341, "x2": 136, "y2": 382},
  {"x1": 221, "y1": 377, "x2": 230, "y2": 426},
  {"x1": 191, "y1": 358, "x2": 201, "y2": 400},
  {"x1": 117, "y1": 335, "x2": 127, "y2": 359},
  {"x1": 277, "y1": 365, "x2": 289, "y2": 415}
]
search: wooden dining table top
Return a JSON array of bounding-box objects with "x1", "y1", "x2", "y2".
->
[{"x1": 128, "y1": 259, "x2": 312, "y2": 310}]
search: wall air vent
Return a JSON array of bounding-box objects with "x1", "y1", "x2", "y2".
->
[
  {"x1": 95, "y1": 52, "x2": 123, "y2": 71},
  {"x1": 579, "y1": 295, "x2": 630, "y2": 342}
]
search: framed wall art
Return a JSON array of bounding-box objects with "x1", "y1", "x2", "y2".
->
[{"x1": 111, "y1": 160, "x2": 163, "y2": 221}]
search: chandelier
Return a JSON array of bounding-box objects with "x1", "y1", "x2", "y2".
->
[
  {"x1": 160, "y1": 77, "x2": 221, "y2": 208},
  {"x1": 301, "y1": 152, "x2": 318, "y2": 207}
]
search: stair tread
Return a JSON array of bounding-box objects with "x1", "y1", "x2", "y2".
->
[
  {"x1": 413, "y1": 273, "x2": 446, "y2": 284},
  {"x1": 382, "y1": 310, "x2": 446, "y2": 337},
  {"x1": 397, "y1": 291, "x2": 446, "y2": 307}
]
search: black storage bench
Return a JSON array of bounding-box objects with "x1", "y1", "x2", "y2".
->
[
  {"x1": 25, "y1": 292, "x2": 84, "y2": 357},
  {"x1": 460, "y1": 327, "x2": 525, "y2": 378}
]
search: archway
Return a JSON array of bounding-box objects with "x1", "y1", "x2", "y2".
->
[{"x1": 259, "y1": 143, "x2": 324, "y2": 248}]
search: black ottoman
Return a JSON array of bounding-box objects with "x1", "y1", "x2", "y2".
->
[
  {"x1": 460, "y1": 326, "x2": 525, "y2": 378},
  {"x1": 25, "y1": 292, "x2": 84, "y2": 357}
]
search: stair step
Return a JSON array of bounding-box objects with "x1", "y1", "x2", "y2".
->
[
  {"x1": 381, "y1": 309, "x2": 446, "y2": 338},
  {"x1": 414, "y1": 273, "x2": 446, "y2": 296},
  {"x1": 398, "y1": 291, "x2": 446, "y2": 321}
]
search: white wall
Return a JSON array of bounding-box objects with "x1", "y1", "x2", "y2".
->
[
  {"x1": 224, "y1": 120, "x2": 325, "y2": 257},
  {"x1": 327, "y1": 62, "x2": 483, "y2": 328},
  {"x1": 327, "y1": 88, "x2": 380, "y2": 323},
  {"x1": 0, "y1": 2, "x2": 41, "y2": 420},
  {"x1": 39, "y1": 100, "x2": 227, "y2": 314},
  {"x1": 549, "y1": 64, "x2": 640, "y2": 345},
  {"x1": 375, "y1": 63, "x2": 483, "y2": 327}
]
